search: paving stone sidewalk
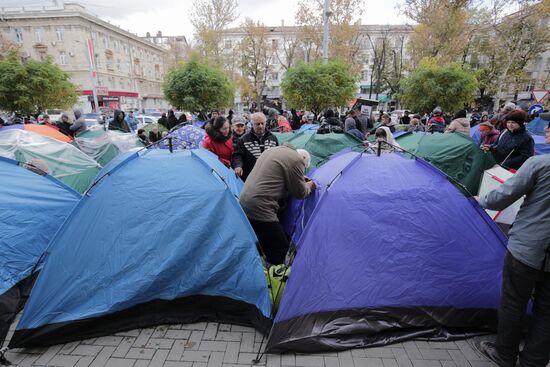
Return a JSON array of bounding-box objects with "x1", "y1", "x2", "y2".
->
[{"x1": 2, "y1": 319, "x2": 500, "y2": 367}]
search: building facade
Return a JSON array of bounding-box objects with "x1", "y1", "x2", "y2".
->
[
  {"x1": 219, "y1": 24, "x2": 414, "y2": 112},
  {"x1": 143, "y1": 31, "x2": 188, "y2": 68},
  {"x1": 0, "y1": 3, "x2": 169, "y2": 113}
]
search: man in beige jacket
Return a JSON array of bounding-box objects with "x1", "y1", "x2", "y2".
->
[{"x1": 239, "y1": 144, "x2": 316, "y2": 264}]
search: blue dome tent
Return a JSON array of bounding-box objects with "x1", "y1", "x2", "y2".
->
[
  {"x1": 527, "y1": 117, "x2": 547, "y2": 136},
  {"x1": 0, "y1": 157, "x2": 80, "y2": 345},
  {"x1": 9, "y1": 149, "x2": 271, "y2": 348},
  {"x1": 267, "y1": 152, "x2": 507, "y2": 352}
]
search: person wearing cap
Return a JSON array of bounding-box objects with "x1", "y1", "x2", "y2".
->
[
  {"x1": 239, "y1": 144, "x2": 316, "y2": 264},
  {"x1": 474, "y1": 137, "x2": 550, "y2": 366},
  {"x1": 427, "y1": 107, "x2": 446, "y2": 133},
  {"x1": 493, "y1": 110, "x2": 534, "y2": 170},
  {"x1": 492, "y1": 102, "x2": 517, "y2": 132},
  {"x1": 231, "y1": 115, "x2": 247, "y2": 148},
  {"x1": 479, "y1": 120, "x2": 500, "y2": 149}
]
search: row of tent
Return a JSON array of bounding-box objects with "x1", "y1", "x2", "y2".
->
[
  {"x1": 0, "y1": 124, "x2": 204, "y2": 194},
  {"x1": 1, "y1": 121, "x2": 547, "y2": 355}
]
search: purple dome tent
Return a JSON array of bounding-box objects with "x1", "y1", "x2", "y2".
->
[{"x1": 268, "y1": 152, "x2": 507, "y2": 353}]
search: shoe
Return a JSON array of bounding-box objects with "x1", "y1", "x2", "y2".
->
[{"x1": 471, "y1": 337, "x2": 515, "y2": 367}]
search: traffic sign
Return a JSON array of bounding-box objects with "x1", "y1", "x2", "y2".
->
[
  {"x1": 532, "y1": 90, "x2": 548, "y2": 103},
  {"x1": 528, "y1": 104, "x2": 544, "y2": 115}
]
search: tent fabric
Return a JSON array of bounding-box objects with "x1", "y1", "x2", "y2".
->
[
  {"x1": 527, "y1": 117, "x2": 547, "y2": 136},
  {"x1": 0, "y1": 129, "x2": 101, "y2": 193},
  {"x1": 9, "y1": 149, "x2": 269, "y2": 348},
  {"x1": 152, "y1": 125, "x2": 205, "y2": 150},
  {"x1": 297, "y1": 124, "x2": 320, "y2": 133},
  {"x1": 0, "y1": 157, "x2": 80, "y2": 344},
  {"x1": 533, "y1": 135, "x2": 550, "y2": 155},
  {"x1": 0, "y1": 124, "x2": 73, "y2": 143},
  {"x1": 396, "y1": 132, "x2": 496, "y2": 195},
  {"x1": 271, "y1": 131, "x2": 363, "y2": 168},
  {"x1": 470, "y1": 124, "x2": 481, "y2": 145},
  {"x1": 267, "y1": 152, "x2": 507, "y2": 353},
  {"x1": 74, "y1": 126, "x2": 144, "y2": 166}
]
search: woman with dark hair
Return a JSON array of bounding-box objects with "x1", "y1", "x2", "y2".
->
[{"x1": 202, "y1": 116, "x2": 233, "y2": 167}]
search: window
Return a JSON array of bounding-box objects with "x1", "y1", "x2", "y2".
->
[
  {"x1": 270, "y1": 72, "x2": 279, "y2": 81},
  {"x1": 271, "y1": 86, "x2": 279, "y2": 95},
  {"x1": 272, "y1": 39, "x2": 278, "y2": 49},
  {"x1": 34, "y1": 27, "x2": 43, "y2": 43},
  {"x1": 59, "y1": 51, "x2": 67, "y2": 65},
  {"x1": 154, "y1": 64, "x2": 160, "y2": 79},
  {"x1": 91, "y1": 31, "x2": 96, "y2": 40},
  {"x1": 106, "y1": 52, "x2": 114, "y2": 70},
  {"x1": 123, "y1": 44, "x2": 128, "y2": 55},
  {"x1": 103, "y1": 37, "x2": 108, "y2": 49},
  {"x1": 14, "y1": 28, "x2": 23, "y2": 43},
  {"x1": 360, "y1": 86, "x2": 370, "y2": 94},
  {"x1": 117, "y1": 59, "x2": 121, "y2": 70},
  {"x1": 113, "y1": 40, "x2": 118, "y2": 51},
  {"x1": 546, "y1": 58, "x2": 550, "y2": 71},
  {"x1": 362, "y1": 70, "x2": 369, "y2": 80},
  {"x1": 225, "y1": 40, "x2": 232, "y2": 49},
  {"x1": 55, "y1": 27, "x2": 64, "y2": 42}
]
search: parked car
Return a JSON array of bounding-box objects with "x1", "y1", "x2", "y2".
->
[
  {"x1": 82, "y1": 113, "x2": 103, "y2": 127},
  {"x1": 137, "y1": 115, "x2": 160, "y2": 125}
]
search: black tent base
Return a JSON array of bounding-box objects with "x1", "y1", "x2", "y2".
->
[
  {"x1": 0, "y1": 272, "x2": 39, "y2": 347},
  {"x1": 10, "y1": 295, "x2": 272, "y2": 349},
  {"x1": 266, "y1": 306, "x2": 497, "y2": 353}
]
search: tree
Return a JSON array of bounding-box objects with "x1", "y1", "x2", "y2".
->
[
  {"x1": 469, "y1": 0, "x2": 550, "y2": 108},
  {"x1": 365, "y1": 29, "x2": 390, "y2": 99},
  {"x1": 294, "y1": 0, "x2": 366, "y2": 65},
  {"x1": 190, "y1": 0, "x2": 238, "y2": 61},
  {"x1": 403, "y1": 0, "x2": 474, "y2": 67},
  {"x1": 281, "y1": 60, "x2": 358, "y2": 114},
  {"x1": 162, "y1": 54, "x2": 234, "y2": 115},
  {"x1": 0, "y1": 50, "x2": 78, "y2": 116},
  {"x1": 400, "y1": 58, "x2": 479, "y2": 114},
  {"x1": 238, "y1": 19, "x2": 276, "y2": 107},
  {"x1": 382, "y1": 33, "x2": 407, "y2": 105}
]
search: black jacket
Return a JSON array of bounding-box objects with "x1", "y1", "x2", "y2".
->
[
  {"x1": 158, "y1": 116, "x2": 168, "y2": 129},
  {"x1": 232, "y1": 131, "x2": 279, "y2": 181},
  {"x1": 149, "y1": 131, "x2": 162, "y2": 143},
  {"x1": 494, "y1": 126, "x2": 534, "y2": 170},
  {"x1": 109, "y1": 110, "x2": 130, "y2": 133}
]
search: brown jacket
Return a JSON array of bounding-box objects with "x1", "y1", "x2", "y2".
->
[
  {"x1": 239, "y1": 145, "x2": 310, "y2": 222},
  {"x1": 446, "y1": 118, "x2": 470, "y2": 135}
]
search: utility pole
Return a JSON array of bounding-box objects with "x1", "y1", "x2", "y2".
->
[
  {"x1": 322, "y1": 0, "x2": 331, "y2": 64},
  {"x1": 82, "y1": 37, "x2": 99, "y2": 113}
]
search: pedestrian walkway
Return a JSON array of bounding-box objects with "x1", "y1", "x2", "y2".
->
[{"x1": 3, "y1": 318, "x2": 500, "y2": 367}]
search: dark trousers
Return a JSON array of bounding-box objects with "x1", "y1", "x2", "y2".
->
[
  {"x1": 248, "y1": 220, "x2": 289, "y2": 265},
  {"x1": 496, "y1": 252, "x2": 550, "y2": 367}
]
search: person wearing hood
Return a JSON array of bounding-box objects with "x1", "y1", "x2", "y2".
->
[
  {"x1": 344, "y1": 115, "x2": 365, "y2": 140},
  {"x1": 109, "y1": 110, "x2": 131, "y2": 133},
  {"x1": 492, "y1": 110, "x2": 534, "y2": 170},
  {"x1": 318, "y1": 109, "x2": 344, "y2": 134},
  {"x1": 427, "y1": 107, "x2": 446, "y2": 133},
  {"x1": 446, "y1": 109, "x2": 470, "y2": 135},
  {"x1": 157, "y1": 112, "x2": 168, "y2": 129},
  {"x1": 290, "y1": 108, "x2": 301, "y2": 130},
  {"x1": 407, "y1": 118, "x2": 425, "y2": 132},
  {"x1": 266, "y1": 108, "x2": 279, "y2": 131},
  {"x1": 166, "y1": 110, "x2": 178, "y2": 130},
  {"x1": 56, "y1": 113, "x2": 72, "y2": 136},
  {"x1": 202, "y1": 116, "x2": 233, "y2": 167},
  {"x1": 70, "y1": 109, "x2": 87, "y2": 136},
  {"x1": 372, "y1": 126, "x2": 401, "y2": 154}
]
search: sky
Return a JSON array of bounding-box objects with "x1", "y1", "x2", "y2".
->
[{"x1": 6, "y1": 0, "x2": 411, "y2": 42}]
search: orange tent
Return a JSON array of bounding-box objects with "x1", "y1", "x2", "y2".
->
[{"x1": 24, "y1": 124, "x2": 73, "y2": 143}]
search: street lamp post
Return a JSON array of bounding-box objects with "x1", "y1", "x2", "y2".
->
[
  {"x1": 76, "y1": 38, "x2": 99, "y2": 113},
  {"x1": 322, "y1": 0, "x2": 331, "y2": 64}
]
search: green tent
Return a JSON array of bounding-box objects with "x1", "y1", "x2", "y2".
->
[
  {"x1": 0, "y1": 129, "x2": 101, "y2": 193},
  {"x1": 141, "y1": 123, "x2": 167, "y2": 135},
  {"x1": 396, "y1": 132, "x2": 496, "y2": 195},
  {"x1": 272, "y1": 131, "x2": 364, "y2": 168},
  {"x1": 74, "y1": 127, "x2": 144, "y2": 166}
]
